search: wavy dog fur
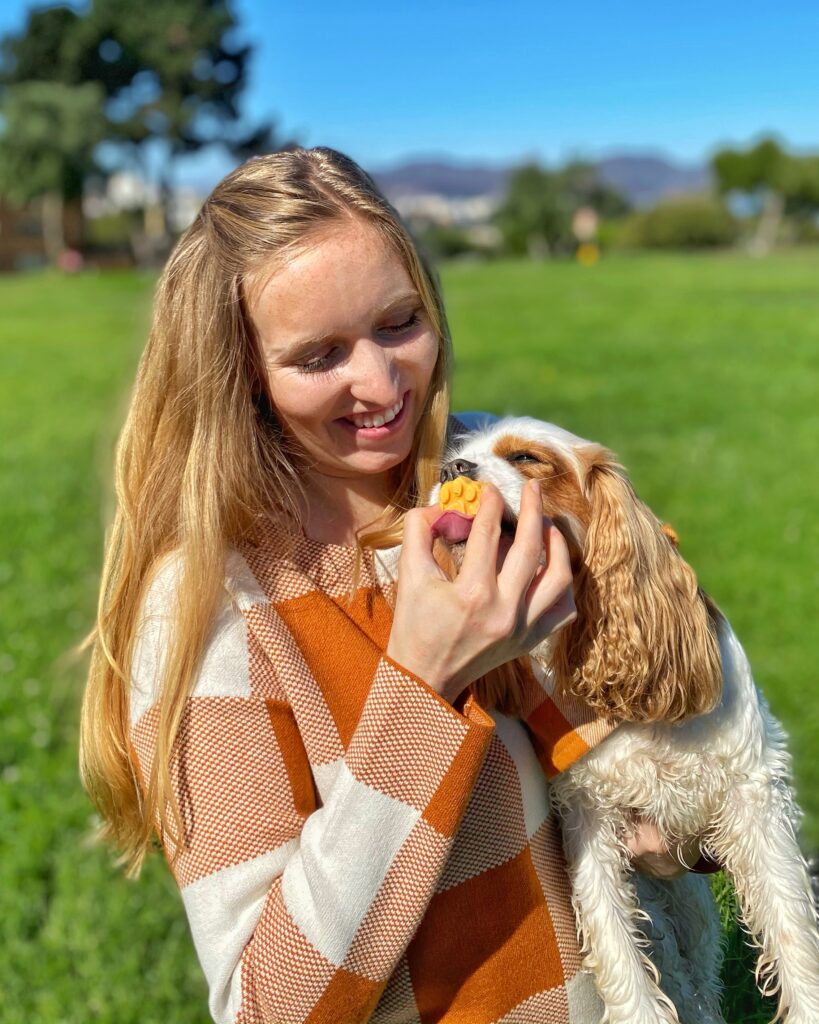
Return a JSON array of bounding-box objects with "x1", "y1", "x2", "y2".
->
[{"x1": 552, "y1": 450, "x2": 723, "y2": 723}]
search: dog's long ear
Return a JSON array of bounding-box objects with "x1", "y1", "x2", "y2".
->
[{"x1": 552, "y1": 450, "x2": 723, "y2": 722}]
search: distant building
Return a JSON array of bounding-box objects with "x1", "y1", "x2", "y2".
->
[
  {"x1": 391, "y1": 192, "x2": 501, "y2": 227},
  {"x1": 84, "y1": 172, "x2": 204, "y2": 232}
]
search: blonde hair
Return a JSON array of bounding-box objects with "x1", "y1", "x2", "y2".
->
[{"x1": 80, "y1": 147, "x2": 453, "y2": 875}]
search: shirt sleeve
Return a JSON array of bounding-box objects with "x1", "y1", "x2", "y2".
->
[{"x1": 128, "y1": 570, "x2": 495, "y2": 1024}]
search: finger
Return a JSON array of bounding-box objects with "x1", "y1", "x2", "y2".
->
[
  {"x1": 497, "y1": 478, "x2": 545, "y2": 601},
  {"x1": 456, "y1": 483, "x2": 505, "y2": 589},
  {"x1": 524, "y1": 523, "x2": 574, "y2": 624},
  {"x1": 399, "y1": 507, "x2": 446, "y2": 581},
  {"x1": 524, "y1": 585, "x2": 576, "y2": 648}
]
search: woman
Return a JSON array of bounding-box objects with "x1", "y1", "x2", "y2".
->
[{"x1": 80, "y1": 147, "x2": 684, "y2": 1024}]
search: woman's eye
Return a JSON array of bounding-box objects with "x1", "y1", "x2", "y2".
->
[
  {"x1": 380, "y1": 311, "x2": 421, "y2": 335},
  {"x1": 295, "y1": 312, "x2": 421, "y2": 373},
  {"x1": 298, "y1": 351, "x2": 335, "y2": 374},
  {"x1": 508, "y1": 451, "x2": 540, "y2": 464}
]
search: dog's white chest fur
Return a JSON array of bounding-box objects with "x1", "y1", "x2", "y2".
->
[{"x1": 550, "y1": 621, "x2": 773, "y2": 839}]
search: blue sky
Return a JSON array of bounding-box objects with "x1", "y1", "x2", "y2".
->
[{"x1": 4, "y1": 0, "x2": 819, "y2": 185}]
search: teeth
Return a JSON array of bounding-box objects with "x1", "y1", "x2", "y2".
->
[{"x1": 349, "y1": 394, "x2": 404, "y2": 429}]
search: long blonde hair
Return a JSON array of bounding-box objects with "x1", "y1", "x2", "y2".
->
[{"x1": 80, "y1": 147, "x2": 453, "y2": 876}]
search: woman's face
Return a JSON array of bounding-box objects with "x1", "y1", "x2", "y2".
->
[{"x1": 249, "y1": 219, "x2": 439, "y2": 491}]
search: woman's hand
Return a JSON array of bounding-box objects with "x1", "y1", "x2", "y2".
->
[
  {"x1": 625, "y1": 819, "x2": 702, "y2": 879},
  {"x1": 386, "y1": 479, "x2": 577, "y2": 705}
]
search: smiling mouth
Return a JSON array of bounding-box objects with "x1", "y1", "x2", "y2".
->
[
  {"x1": 338, "y1": 390, "x2": 410, "y2": 434},
  {"x1": 345, "y1": 392, "x2": 404, "y2": 428}
]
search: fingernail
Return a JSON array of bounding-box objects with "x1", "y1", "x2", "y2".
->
[{"x1": 529, "y1": 478, "x2": 540, "y2": 496}]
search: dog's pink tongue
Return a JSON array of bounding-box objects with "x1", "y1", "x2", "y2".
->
[{"x1": 430, "y1": 510, "x2": 475, "y2": 543}]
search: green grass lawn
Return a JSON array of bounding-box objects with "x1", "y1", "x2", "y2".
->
[{"x1": 1, "y1": 251, "x2": 817, "y2": 1022}]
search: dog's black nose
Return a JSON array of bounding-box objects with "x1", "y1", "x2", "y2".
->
[{"x1": 440, "y1": 458, "x2": 479, "y2": 483}]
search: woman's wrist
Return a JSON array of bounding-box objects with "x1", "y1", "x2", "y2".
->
[
  {"x1": 626, "y1": 821, "x2": 720, "y2": 878},
  {"x1": 383, "y1": 643, "x2": 457, "y2": 705}
]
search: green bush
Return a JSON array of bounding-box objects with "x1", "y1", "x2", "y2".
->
[
  {"x1": 620, "y1": 196, "x2": 740, "y2": 249},
  {"x1": 790, "y1": 215, "x2": 819, "y2": 245},
  {"x1": 84, "y1": 211, "x2": 138, "y2": 252},
  {"x1": 595, "y1": 217, "x2": 629, "y2": 251},
  {"x1": 417, "y1": 222, "x2": 484, "y2": 261}
]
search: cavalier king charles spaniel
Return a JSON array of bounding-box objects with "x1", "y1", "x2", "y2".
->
[{"x1": 424, "y1": 415, "x2": 819, "y2": 1024}]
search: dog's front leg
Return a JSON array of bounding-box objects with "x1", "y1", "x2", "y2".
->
[
  {"x1": 560, "y1": 799, "x2": 681, "y2": 1024},
  {"x1": 709, "y1": 780, "x2": 819, "y2": 1024}
]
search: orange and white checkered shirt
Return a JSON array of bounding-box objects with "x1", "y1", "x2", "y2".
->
[{"x1": 129, "y1": 523, "x2": 616, "y2": 1024}]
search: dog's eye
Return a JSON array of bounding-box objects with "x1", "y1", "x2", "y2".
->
[{"x1": 507, "y1": 451, "x2": 540, "y2": 464}]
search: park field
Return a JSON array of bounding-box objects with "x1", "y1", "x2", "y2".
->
[{"x1": 1, "y1": 250, "x2": 817, "y2": 1022}]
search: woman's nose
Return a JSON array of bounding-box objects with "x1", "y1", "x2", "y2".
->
[{"x1": 347, "y1": 339, "x2": 400, "y2": 405}]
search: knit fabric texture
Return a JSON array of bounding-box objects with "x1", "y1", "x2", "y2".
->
[{"x1": 128, "y1": 460, "x2": 617, "y2": 1023}]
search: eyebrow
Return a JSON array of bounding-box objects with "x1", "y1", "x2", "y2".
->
[{"x1": 269, "y1": 291, "x2": 422, "y2": 360}]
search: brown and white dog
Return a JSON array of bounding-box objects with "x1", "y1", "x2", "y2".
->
[{"x1": 423, "y1": 415, "x2": 819, "y2": 1024}]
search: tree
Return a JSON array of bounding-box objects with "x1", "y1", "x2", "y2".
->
[
  {"x1": 0, "y1": 81, "x2": 105, "y2": 260},
  {"x1": 556, "y1": 161, "x2": 630, "y2": 219},
  {"x1": 781, "y1": 156, "x2": 819, "y2": 222},
  {"x1": 493, "y1": 163, "x2": 573, "y2": 258},
  {"x1": 0, "y1": 5, "x2": 141, "y2": 94},
  {"x1": 90, "y1": 2, "x2": 276, "y2": 179},
  {"x1": 0, "y1": 1, "x2": 284, "y2": 246},
  {"x1": 619, "y1": 196, "x2": 739, "y2": 250},
  {"x1": 493, "y1": 161, "x2": 629, "y2": 259},
  {"x1": 711, "y1": 137, "x2": 789, "y2": 254}
]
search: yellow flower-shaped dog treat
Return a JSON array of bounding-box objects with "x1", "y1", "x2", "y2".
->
[{"x1": 438, "y1": 476, "x2": 484, "y2": 516}]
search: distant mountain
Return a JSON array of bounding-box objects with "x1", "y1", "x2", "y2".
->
[
  {"x1": 371, "y1": 160, "x2": 508, "y2": 200},
  {"x1": 370, "y1": 153, "x2": 711, "y2": 210},
  {"x1": 595, "y1": 155, "x2": 711, "y2": 208}
]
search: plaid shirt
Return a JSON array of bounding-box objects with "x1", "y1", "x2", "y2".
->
[{"x1": 129, "y1": 514, "x2": 616, "y2": 1024}]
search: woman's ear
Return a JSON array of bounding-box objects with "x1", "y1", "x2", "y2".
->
[{"x1": 552, "y1": 453, "x2": 723, "y2": 722}]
